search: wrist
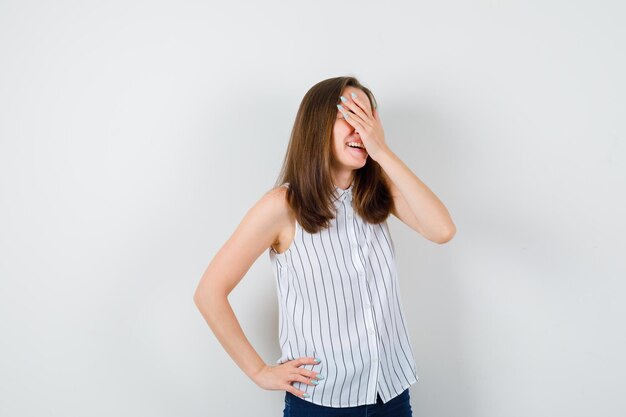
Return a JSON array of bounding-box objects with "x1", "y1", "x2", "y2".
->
[
  {"x1": 250, "y1": 362, "x2": 268, "y2": 385},
  {"x1": 372, "y1": 145, "x2": 395, "y2": 164}
]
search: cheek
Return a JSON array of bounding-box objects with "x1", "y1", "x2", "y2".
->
[
  {"x1": 332, "y1": 121, "x2": 351, "y2": 149},
  {"x1": 332, "y1": 127, "x2": 343, "y2": 144},
  {"x1": 333, "y1": 130, "x2": 346, "y2": 145},
  {"x1": 331, "y1": 136, "x2": 345, "y2": 157},
  {"x1": 334, "y1": 123, "x2": 349, "y2": 137}
]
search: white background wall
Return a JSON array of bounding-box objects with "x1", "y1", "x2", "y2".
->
[{"x1": 1, "y1": 1, "x2": 624, "y2": 416}]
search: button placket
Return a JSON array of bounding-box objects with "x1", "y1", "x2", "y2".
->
[
  {"x1": 340, "y1": 188, "x2": 380, "y2": 395},
  {"x1": 362, "y1": 224, "x2": 376, "y2": 333},
  {"x1": 360, "y1": 221, "x2": 379, "y2": 383},
  {"x1": 345, "y1": 194, "x2": 363, "y2": 279}
]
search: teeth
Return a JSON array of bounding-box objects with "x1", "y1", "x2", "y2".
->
[{"x1": 347, "y1": 142, "x2": 365, "y2": 149}]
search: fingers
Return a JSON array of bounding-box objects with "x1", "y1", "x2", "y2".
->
[
  {"x1": 285, "y1": 374, "x2": 318, "y2": 399},
  {"x1": 293, "y1": 356, "x2": 321, "y2": 367},
  {"x1": 340, "y1": 91, "x2": 373, "y2": 124},
  {"x1": 338, "y1": 98, "x2": 367, "y2": 128},
  {"x1": 293, "y1": 367, "x2": 323, "y2": 382},
  {"x1": 352, "y1": 91, "x2": 375, "y2": 119},
  {"x1": 287, "y1": 386, "x2": 310, "y2": 399},
  {"x1": 338, "y1": 108, "x2": 366, "y2": 134},
  {"x1": 285, "y1": 357, "x2": 323, "y2": 398},
  {"x1": 292, "y1": 373, "x2": 319, "y2": 386},
  {"x1": 298, "y1": 368, "x2": 322, "y2": 380}
]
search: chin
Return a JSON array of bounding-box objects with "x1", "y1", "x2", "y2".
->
[
  {"x1": 334, "y1": 151, "x2": 368, "y2": 169},
  {"x1": 345, "y1": 159, "x2": 368, "y2": 170}
]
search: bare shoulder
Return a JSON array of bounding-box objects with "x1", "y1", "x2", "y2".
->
[
  {"x1": 193, "y1": 185, "x2": 293, "y2": 298},
  {"x1": 263, "y1": 185, "x2": 296, "y2": 252},
  {"x1": 261, "y1": 185, "x2": 292, "y2": 218}
]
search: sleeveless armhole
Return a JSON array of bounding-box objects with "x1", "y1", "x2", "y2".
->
[{"x1": 274, "y1": 183, "x2": 298, "y2": 256}]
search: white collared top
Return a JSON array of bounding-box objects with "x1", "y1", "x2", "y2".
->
[{"x1": 268, "y1": 182, "x2": 419, "y2": 408}]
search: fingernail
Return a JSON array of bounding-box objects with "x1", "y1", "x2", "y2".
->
[
  {"x1": 314, "y1": 357, "x2": 321, "y2": 363},
  {"x1": 311, "y1": 380, "x2": 319, "y2": 385},
  {"x1": 351, "y1": 92, "x2": 357, "y2": 99},
  {"x1": 337, "y1": 104, "x2": 344, "y2": 111},
  {"x1": 317, "y1": 374, "x2": 325, "y2": 379},
  {"x1": 303, "y1": 393, "x2": 310, "y2": 398},
  {"x1": 340, "y1": 96, "x2": 348, "y2": 103}
]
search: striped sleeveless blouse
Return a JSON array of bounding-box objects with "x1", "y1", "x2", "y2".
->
[{"x1": 268, "y1": 182, "x2": 419, "y2": 408}]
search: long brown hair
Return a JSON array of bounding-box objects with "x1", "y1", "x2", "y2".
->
[{"x1": 275, "y1": 76, "x2": 393, "y2": 234}]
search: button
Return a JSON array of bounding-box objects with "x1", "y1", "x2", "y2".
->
[
  {"x1": 358, "y1": 272, "x2": 364, "y2": 277},
  {"x1": 351, "y1": 242, "x2": 357, "y2": 249},
  {"x1": 368, "y1": 328, "x2": 375, "y2": 335},
  {"x1": 365, "y1": 302, "x2": 371, "y2": 308}
]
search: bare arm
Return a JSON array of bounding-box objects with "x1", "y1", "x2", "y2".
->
[
  {"x1": 335, "y1": 90, "x2": 455, "y2": 244},
  {"x1": 193, "y1": 187, "x2": 321, "y2": 398},
  {"x1": 193, "y1": 187, "x2": 284, "y2": 382},
  {"x1": 379, "y1": 149, "x2": 456, "y2": 244}
]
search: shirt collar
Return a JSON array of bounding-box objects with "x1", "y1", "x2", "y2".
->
[{"x1": 333, "y1": 183, "x2": 353, "y2": 203}]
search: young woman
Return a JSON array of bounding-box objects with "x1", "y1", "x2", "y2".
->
[{"x1": 194, "y1": 76, "x2": 456, "y2": 416}]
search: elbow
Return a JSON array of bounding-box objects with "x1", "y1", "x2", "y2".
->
[
  {"x1": 193, "y1": 291, "x2": 203, "y2": 307},
  {"x1": 193, "y1": 287, "x2": 212, "y2": 309},
  {"x1": 193, "y1": 288, "x2": 228, "y2": 310},
  {"x1": 433, "y1": 224, "x2": 456, "y2": 244},
  {"x1": 193, "y1": 291, "x2": 215, "y2": 320},
  {"x1": 193, "y1": 290, "x2": 213, "y2": 309},
  {"x1": 193, "y1": 292, "x2": 205, "y2": 314}
]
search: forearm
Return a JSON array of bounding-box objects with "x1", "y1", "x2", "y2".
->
[
  {"x1": 194, "y1": 293, "x2": 266, "y2": 383},
  {"x1": 377, "y1": 147, "x2": 456, "y2": 239}
]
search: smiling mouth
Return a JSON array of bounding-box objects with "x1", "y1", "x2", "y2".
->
[
  {"x1": 346, "y1": 141, "x2": 366, "y2": 150},
  {"x1": 346, "y1": 144, "x2": 367, "y2": 155}
]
